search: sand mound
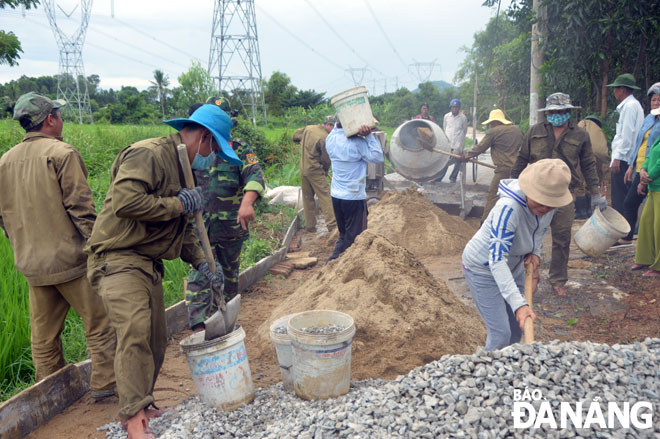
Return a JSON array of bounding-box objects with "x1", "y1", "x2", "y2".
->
[
  {"x1": 367, "y1": 187, "x2": 473, "y2": 258},
  {"x1": 254, "y1": 230, "x2": 486, "y2": 381}
]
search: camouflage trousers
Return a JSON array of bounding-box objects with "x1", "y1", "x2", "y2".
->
[{"x1": 185, "y1": 237, "x2": 246, "y2": 328}]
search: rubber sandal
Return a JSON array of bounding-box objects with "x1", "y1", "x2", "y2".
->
[
  {"x1": 642, "y1": 270, "x2": 660, "y2": 278},
  {"x1": 631, "y1": 264, "x2": 648, "y2": 271},
  {"x1": 552, "y1": 285, "x2": 569, "y2": 297}
]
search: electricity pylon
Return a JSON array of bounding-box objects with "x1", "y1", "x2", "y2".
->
[
  {"x1": 208, "y1": 0, "x2": 267, "y2": 125},
  {"x1": 43, "y1": 0, "x2": 93, "y2": 124},
  {"x1": 409, "y1": 59, "x2": 440, "y2": 84}
]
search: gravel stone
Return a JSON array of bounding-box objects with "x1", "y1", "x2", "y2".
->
[{"x1": 100, "y1": 339, "x2": 660, "y2": 438}]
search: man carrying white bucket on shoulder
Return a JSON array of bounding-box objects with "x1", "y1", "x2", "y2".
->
[{"x1": 325, "y1": 117, "x2": 384, "y2": 262}]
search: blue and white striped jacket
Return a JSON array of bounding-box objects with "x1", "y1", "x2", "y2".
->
[{"x1": 462, "y1": 179, "x2": 554, "y2": 311}]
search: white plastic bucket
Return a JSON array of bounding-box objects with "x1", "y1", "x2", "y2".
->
[
  {"x1": 180, "y1": 325, "x2": 255, "y2": 410},
  {"x1": 574, "y1": 206, "x2": 631, "y2": 257},
  {"x1": 269, "y1": 314, "x2": 296, "y2": 391},
  {"x1": 287, "y1": 310, "x2": 356, "y2": 400},
  {"x1": 330, "y1": 86, "x2": 378, "y2": 137}
]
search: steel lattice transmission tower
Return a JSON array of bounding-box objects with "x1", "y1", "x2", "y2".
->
[
  {"x1": 43, "y1": 0, "x2": 93, "y2": 124},
  {"x1": 208, "y1": 0, "x2": 267, "y2": 125}
]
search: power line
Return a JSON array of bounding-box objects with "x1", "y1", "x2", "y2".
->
[
  {"x1": 256, "y1": 4, "x2": 345, "y2": 71},
  {"x1": 87, "y1": 25, "x2": 190, "y2": 70},
  {"x1": 5, "y1": 8, "x2": 201, "y2": 71},
  {"x1": 362, "y1": 0, "x2": 408, "y2": 71},
  {"x1": 21, "y1": 15, "x2": 178, "y2": 77},
  {"x1": 110, "y1": 16, "x2": 204, "y2": 64},
  {"x1": 300, "y1": 0, "x2": 386, "y2": 78}
]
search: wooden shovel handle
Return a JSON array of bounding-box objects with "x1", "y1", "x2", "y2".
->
[
  {"x1": 176, "y1": 144, "x2": 217, "y2": 275},
  {"x1": 431, "y1": 147, "x2": 497, "y2": 169},
  {"x1": 523, "y1": 262, "x2": 534, "y2": 344}
]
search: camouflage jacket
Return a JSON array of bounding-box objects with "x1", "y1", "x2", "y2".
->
[{"x1": 194, "y1": 140, "x2": 265, "y2": 241}]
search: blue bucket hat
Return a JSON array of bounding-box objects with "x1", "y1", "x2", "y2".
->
[{"x1": 163, "y1": 104, "x2": 241, "y2": 165}]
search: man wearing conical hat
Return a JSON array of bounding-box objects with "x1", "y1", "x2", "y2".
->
[{"x1": 464, "y1": 109, "x2": 523, "y2": 223}]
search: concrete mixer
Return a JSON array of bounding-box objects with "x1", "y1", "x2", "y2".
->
[
  {"x1": 366, "y1": 119, "x2": 451, "y2": 201},
  {"x1": 366, "y1": 119, "x2": 490, "y2": 219}
]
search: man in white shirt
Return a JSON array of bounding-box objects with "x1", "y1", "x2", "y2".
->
[
  {"x1": 437, "y1": 98, "x2": 468, "y2": 182},
  {"x1": 325, "y1": 119, "x2": 384, "y2": 262},
  {"x1": 607, "y1": 73, "x2": 644, "y2": 216}
]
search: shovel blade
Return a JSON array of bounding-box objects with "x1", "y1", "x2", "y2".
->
[{"x1": 204, "y1": 294, "x2": 241, "y2": 341}]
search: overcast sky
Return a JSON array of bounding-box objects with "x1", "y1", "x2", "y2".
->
[{"x1": 1, "y1": 0, "x2": 509, "y2": 98}]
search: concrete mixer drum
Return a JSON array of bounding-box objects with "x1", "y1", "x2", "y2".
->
[{"x1": 388, "y1": 119, "x2": 451, "y2": 182}]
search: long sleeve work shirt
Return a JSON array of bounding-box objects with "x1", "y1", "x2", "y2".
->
[
  {"x1": 325, "y1": 127, "x2": 384, "y2": 200},
  {"x1": 611, "y1": 94, "x2": 644, "y2": 165}
]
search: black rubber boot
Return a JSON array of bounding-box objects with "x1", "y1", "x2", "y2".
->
[{"x1": 574, "y1": 196, "x2": 588, "y2": 220}]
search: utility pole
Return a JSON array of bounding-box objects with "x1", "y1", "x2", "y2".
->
[
  {"x1": 208, "y1": 0, "x2": 267, "y2": 126},
  {"x1": 43, "y1": 0, "x2": 93, "y2": 124},
  {"x1": 529, "y1": 0, "x2": 546, "y2": 126}
]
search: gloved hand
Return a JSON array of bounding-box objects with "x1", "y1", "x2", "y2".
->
[
  {"x1": 177, "y1": 187, "x2": 203, "y2": 215},
  {"x1": 197, "y1": 261, "x2": 224, "y2": 291},
  {"x1": 591, "y1": 193, "x2": 607, "y2": 211}
]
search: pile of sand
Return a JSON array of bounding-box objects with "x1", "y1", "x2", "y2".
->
[
  {"x1": 367, "y1": 187, "x2": 473, "y2": 258},
  {"x1": 254, "y1": 230, "x2": 485, "y2": 381}
]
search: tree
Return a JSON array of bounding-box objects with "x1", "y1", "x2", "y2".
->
[
  {"x1": 478, "y1": 0, "x2": 660, "y2": 121},
  {"x1": 176, "y1": 61, "x2": 214, "y2": 115},
  {"x1": 1, "y1": 0, "x2": 39, "y2": 66},
  {"x1": 149, "y1": 69, "x2": 170, "y2": 118},
  {"x1": 263, "y1": 71, "x2": 297, "y2": 116}
]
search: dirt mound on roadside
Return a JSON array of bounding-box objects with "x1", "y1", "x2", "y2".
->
[
  {"x1": 253, "y1": 230, "x2": 486, "y2": 381},
  {"x1": 367, "y1": 187, "x2": 473, "y2": 258}
]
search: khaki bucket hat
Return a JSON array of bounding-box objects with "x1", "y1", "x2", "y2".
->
[
  {"x1": 518, "y1": 159, "x2": 572, "y2": 208},
  {"x1": 482, "y1": 109, "x2": 512, "y2": 125},
  {"x1": 538, "y1": 92, "x2": 581, "y2": 112}
]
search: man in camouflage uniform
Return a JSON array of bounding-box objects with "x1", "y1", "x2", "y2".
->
[
  {"x1": 185, "y1": 98, "x2": 265, "y2": 330},
  {"x1": 293, "y1": 116, "x2": 337, "y2": 232}
]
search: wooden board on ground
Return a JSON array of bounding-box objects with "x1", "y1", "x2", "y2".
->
[{"x1": 290, "y1": 257, "x2": 317, "y2": 269}]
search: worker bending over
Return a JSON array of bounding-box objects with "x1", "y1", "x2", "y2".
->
[{"x1": 85, "y1": 105, "x2": 232, "y2": 439}]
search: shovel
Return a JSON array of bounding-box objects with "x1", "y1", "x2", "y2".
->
[
  {"x1": 416, "y1": 127, "x2": 496, "y2": 169},
  {"x1": 523, "y1": 262, "x2": 535, "y2": 344},
  {"x1": 176, "y1": 144, "x2": 240, "y2": 340}
]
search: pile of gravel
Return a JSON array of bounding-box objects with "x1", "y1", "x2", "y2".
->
[{"x1": 100, "y1": 339, "x2": 660, "y2": 438}]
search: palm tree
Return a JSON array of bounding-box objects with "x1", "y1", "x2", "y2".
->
[{"x1": 149, "y1": 69, "x2": 170, "y2": 118}]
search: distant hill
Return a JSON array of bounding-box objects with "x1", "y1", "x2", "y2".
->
[{"x1": 412, "y1": 80, "x2": 455, "y2": 93}]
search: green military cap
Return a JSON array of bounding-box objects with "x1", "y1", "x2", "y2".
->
[
  {"x1": 13, "y1": 92, "x2": 66, "y2": 129},
  {"x1": 607, "y1": 73, "x2": 640, "y2": 90},
  {"x1": 323, "y1": 115, "x2": 335, "y2": 125},
  {"x1": 206, "y1": 96, "x2": 231, "y2": 113}
]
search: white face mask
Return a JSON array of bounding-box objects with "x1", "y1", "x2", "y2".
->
[{"x1": 190, "y1": 135, "x2": 215, "y2": 170}]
